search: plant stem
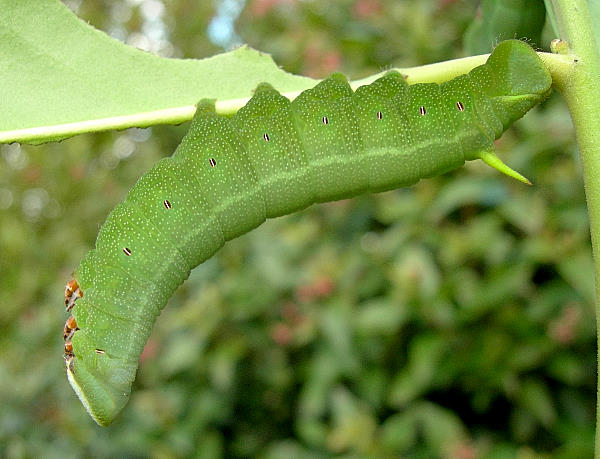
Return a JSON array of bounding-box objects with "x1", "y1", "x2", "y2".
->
[{"x1": 548, "y1": 0, "x2": 600, "y2": 455}]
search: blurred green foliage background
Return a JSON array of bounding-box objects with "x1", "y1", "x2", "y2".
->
[{"x1": 0, "y1": 0, "x2": 595, "y2": 457}]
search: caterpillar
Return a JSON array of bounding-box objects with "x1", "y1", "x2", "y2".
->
[{"x1": 63, "y1": 40, "x2": 552, "y2": 426}]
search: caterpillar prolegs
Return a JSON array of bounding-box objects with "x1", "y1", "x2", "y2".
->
[{"x1": 63, "y1": 40, "x2": 552, "y2": 426}]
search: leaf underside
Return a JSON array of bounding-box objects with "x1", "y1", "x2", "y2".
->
[{"x1": 0, "y1": 0, "x2": 316, "y2": 144}]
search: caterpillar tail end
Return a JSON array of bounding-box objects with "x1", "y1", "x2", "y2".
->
[{"x1": 477, "y1": 150, "x2": 532, "y2": 185}]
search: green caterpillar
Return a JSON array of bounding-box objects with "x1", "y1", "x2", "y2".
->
[{"x1": 63, "y1": 40, "x2": 552, "y2": 426}]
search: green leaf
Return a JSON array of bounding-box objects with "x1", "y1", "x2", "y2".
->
[
  {"x1": 464, "y1": 0, "x2": 547, "y2": 54},
  {"x1": 516, "y1": 378, "x2": 557, "y2": 428},
  {"x1": 0, "y1": 0, "x2": 316, "y2": 144},
  {"x1": 380, "y1": 412, "x2": 418, "y2": 451},
  {"x1": 415, "y1": 402, "x2": 467, "y2": 455},
  {"x1": 543, "y1": 0, "x2": 560, "y2": 36},
  {"x1": 557, "y1": 249, "x2": 596, "y2": 305},
  {"x1": 388, "y1": 334, "x2": 447, "y2": 407}
]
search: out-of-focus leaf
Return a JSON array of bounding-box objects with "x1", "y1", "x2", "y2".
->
[
  {"x1": 510, "y1": 407, "x2": 538, "y2": 441},
  {"x1": 481, "y1": 443, "x2": 520, "y2": 459},
  {"x1": 543, "y1": 0, "x2": 560, "y2": 37},
  {"x1": 557, "y1": 249, "x2": 596, "y2": 305},
  {"x1": 547, "y1": 352, "x2": 588, "y2": 385},
  {"x1": 498, "y1": 194, "x2": 547, "y2": 235},
  {"x1": 426, "y1": 177, "x2": 508, "y2": 223},
  {"x1": 297, "y1": 352, "x2": 339, "y2": 419},
  {"x1": 464, "y1": 0, "x2": 547, "y2": 54},
  {"x1": 326, "y1": 386, "x2": 377, "y2": 454},
  {"x1": 415, "y1": 402, "x2": 467, "y2": 456},
  {"x1": 459, "y1": 263, "x2": 530, "y2": 320},
  {"x1": 380, "y1": 411, "x2": 418, "y2": 451},
  {"x1": 354, "y1": 298, "x2": 407, "y2": 335},
  {"x1": 391, "y1": 246, "x2": 441, "y2": 301},
  {"x1": 262, "y1": 440, "x2": 322, "y2": 459},
  {"x1": 517, "y1": 378, "x2": 557, "y2": 428},
  {"x1": 388, "y1": 334, "x2": 447, "y2": 407}
]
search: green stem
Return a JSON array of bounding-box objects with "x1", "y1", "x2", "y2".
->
[{"x1": 548, "y1": 0, "x2": 600, "y2": 456}]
